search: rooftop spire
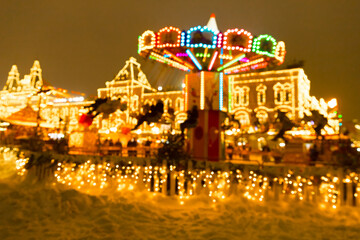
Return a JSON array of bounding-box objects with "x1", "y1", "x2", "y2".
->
[{"x1": 206, "y1": 13, "x2": 219, "y2": 34}]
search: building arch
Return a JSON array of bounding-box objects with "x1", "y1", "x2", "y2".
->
[
  {"x1": 255, "y1": 110, "x2": 268, "y2": 124},
  {"x1": 234, "y1": 110, "x2": 250, "y2": 126}
]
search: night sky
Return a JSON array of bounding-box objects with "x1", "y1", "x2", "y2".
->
[{"x1": 0, "y1": 0, "x2": 359, "y2": 120}]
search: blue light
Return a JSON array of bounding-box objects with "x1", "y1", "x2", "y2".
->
[
  {"x1": 186, "y1": 49, "x2": 202, "y2": 70},
  {"x1": 220, "y1": 48, "x2": 223, "y2": 65},
  {"x1": 186, "y1": 26, "x2": 218, "y2": 49}
]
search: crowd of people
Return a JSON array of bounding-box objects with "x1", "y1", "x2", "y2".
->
[
  {"x1": 96, "y1": 136, "x2": 326, "y2": 166},
  {"x1": 98, "y1": 137, "x2": 157, "y2": 157}
]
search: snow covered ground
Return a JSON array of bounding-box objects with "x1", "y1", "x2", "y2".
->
[{"x1": 1, "y1": 160, "x2": 360, "y2": 240}]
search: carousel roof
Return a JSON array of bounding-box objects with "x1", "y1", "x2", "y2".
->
[{"x1": 5, "y1": 105, "x2": 52, "y2": 128}]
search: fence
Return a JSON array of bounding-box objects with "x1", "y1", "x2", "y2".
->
[{"x1": 8, "y1": 148, "x2": 359, "y2": 210}]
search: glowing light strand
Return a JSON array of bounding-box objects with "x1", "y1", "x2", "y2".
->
[
  {"x1": 157, "y1": 26, "x2": 182, "y2": 48},
  {"x1": 217, "y1": 54, "x2": 246, "y2": 72},
  {"x1": 149, "y1": 52, "x2": 190, "y2": 72},
  {"x1": 200, "y1": 71, "x2": 205, "y2": 109},
  {"x1": 186, "y1": 26, "x2": 217, "y2": 49},
  {"x1": 251, "y1": 34, "x2": 277, "y2": 57},
  {"x1": 208, "y1": 51, "x2": 218, "y2": 71},
  {"x1": 139, "y1": 30, "x2": 156, "y2": 52},
  {"x1": 223, "y1": 58, "x2": 265, "y2": 74},
  {"x1": 186, "y1": 49, "x2": 202, "y2": 70},
  {"x1": 219, "y1": 72, "x2": 223, "y2": 110},
  {"x1": 223, "y1": 28, "x2": 253, "y2": 52},
  {"x1": 12, "y1": 152, "x2": 360, "y2": 209}
]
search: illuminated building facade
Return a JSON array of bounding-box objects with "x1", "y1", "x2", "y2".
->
[
  {"x1": 0, "y1": 59, "x2": 334, "y2": 139},
  {"x1": 0, "y1": 15, "x2": 336, "y2": 139},
  {"x1": 97, "y1": 57, "x2": 185, "y2": 134},
  {"x1": 229, "y1": 68, "x2": 329, "y2": 126},
  {"x1": 0, "y1": 60, "x2": 89, "y2": 133}
]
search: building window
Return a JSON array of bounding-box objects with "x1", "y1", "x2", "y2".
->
[
  {"x1": 285, "y1": 91, "x2": 290, "y2": 102},
  {"x1": 60, "y1": 108, "x2": 68, "y2": 120},
  {"x1": 131, "y1": 95, "x2": 139, "y2": 110},
  {"x1": 284, "y1": 83, "x2": 292, "y2": 104},
  {"x1": 163, "y1": 98, "x2": 172, "y2": 112},
  {"x1": 70, "y1": 108, "x2": 77, "y2": 119},
  {"x1": 234, "y1": 86, "x2": 241, "y2": 106},
  {"x1": 273, "y1": 82, "x2": 292, "y2": 105},
  {"x1": 239, "y1": 86, "x2": 250, "y2": 106},
  {"x1": 164, "y1": 98, "x2": 172, "y2": 109},
  {"x1": 175, "y1": 97, "x2": 184, "y2": 112},
  {"x1": 256, "y1": 84, "x2": 267, "y2": 106},
  {"x1": 234, "y1": 86, "x2": 250, "y2": 106}
]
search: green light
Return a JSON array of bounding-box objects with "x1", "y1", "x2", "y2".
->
[
  {"x1": 338, "y1": 114, "x2": 342, "y2": 118},
  {"x1": 251, "y1": 34, "x2": 277, "y2": 57},
  {"x1": 137, "y1": 36, "x2": 141, "y2": 54},
  {"x1": 217, "y1": 54, "x2": 246, "y2": 72},
  {"x1": 195, "y1": 53, "x2": 211, "y2": 58}
]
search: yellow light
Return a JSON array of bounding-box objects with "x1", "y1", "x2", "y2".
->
[
  {"x1": 200, "y1": 71, "x2": 205, "y2": 110},
  {"x1": 327, "y1": 98, "x2": 337, "y2": 109}
]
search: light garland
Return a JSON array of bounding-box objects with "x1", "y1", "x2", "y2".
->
[
  {"x1": 275, "y1": 41, "x2": 286, "y2": 64},
  {"x1": 200, "y1": 71, "x2": 205, "y2": 110},
  {"x1": 163, "y1": 50, "x2": 194, "y2": 70},
  {"x1": 219, "y1": 54, "x2": 234, "y2": 60},
  {"x1": 186, "y1": 49, "x2": 202, "y2": 70},
  {"x1": 16, "y1": 157, "x2": 28, "y2": 176},
  {"x1": 320, "y1": 175, "x2": 339, "y2": 209},
  {"x1": 208, "y1": 51, "x2": 219, "y2": 71},
  {"x1": 228, "y1": 77, "x2": 233, "y2": 111},
  {"x1": 176, "y1": 53, "x2": 188, "y2": 57},
  {"x1": 137, "y1": 17, "x2": 287, "y2": 74},
  {"x1": 12, "y1": 153, "x2": 360, "y2": 209},
  {"x1": 251, "y1": 34, "x2": 277, "y2": 57},
  {"x1": 195, "y1": 52, "x2": 211, "y2": 58},
  {"x1": 223, "y1": 58, "x2": 265, "y2": 74},
  {"x1": 180, "y1": 31, "x2": 186, "y2": 47},
  {"x1": 219, "y1": 72, "x2": 223, "y2": 110},
  {"x1": 139, "y1": 30, "x2": 156, "y2": 52},
  {"x1": 217, "y1": 54, "x2": 246, "y2": 72},
  {"x1": 184, "y1": 75, "x2": 188, "y2": 111},
  {"x1": 223, "y1": 28, "x2": 253, "y2": 52},
  {"x1": 186, "y1": 26, "x2": 218, "y2": 49},
  {"x1": 149, "y1": 52, "x2": 191, "y2": 72},
  {"x1": 157, "y1": 27, "x2": 182, "y2": 48},
  {"x1": 217, "y1": 33, "x2": 223, "y2": 48},
  {"x1": 202, "y1": 48, "x2": 209, "y2": 62},
  {"x1": 251, "y1": 62, "x2": 268, "y2": 70}
]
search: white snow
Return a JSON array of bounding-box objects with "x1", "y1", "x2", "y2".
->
[{"x1": 1, "y1": 159, "x2": 360, "y2": 240}]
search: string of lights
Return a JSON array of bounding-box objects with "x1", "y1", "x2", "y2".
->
[{"x1": 8, "y1": 148, "x2": 359, "y2": 209}]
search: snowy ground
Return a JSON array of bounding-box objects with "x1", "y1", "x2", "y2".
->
[{"x1": 1, "y1": 161, "x2": 360, "y2": 240}]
